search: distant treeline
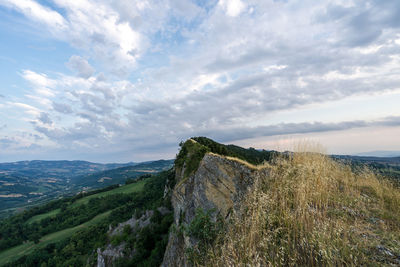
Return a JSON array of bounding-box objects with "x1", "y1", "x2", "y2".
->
[
  {"x1": 192, "y1": 136, "x2": 277, "y2": 165},
  {"x1": 1, "y1": 170, "x2": 174, "y2": 266},
  {"x1": 0, "y1": 174, "x2": 151, "y2": 252}
]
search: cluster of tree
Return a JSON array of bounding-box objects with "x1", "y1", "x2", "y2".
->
[
  {"x1": 125, "y1": 174, "x2": 152, "y2": 185},
  {"x1": 0, "y1": 184, "x2": 122, "y2": 250},
  {"x1": 175, "y1": 137, "x2": 277, "y2": 180},
  {"x1": 3, "y1": 169, "x2": 175, "y2": 266},
  {"x1": 6, "y1": 223, "x2": 109, "y2": 267},
  {"x1": 192, "y1": 136, "x2": 277, "y2": 165}
]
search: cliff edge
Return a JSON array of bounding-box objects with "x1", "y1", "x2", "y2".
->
[{"x1": 162, "y1": 139, "x2": 270, "y2": 266}]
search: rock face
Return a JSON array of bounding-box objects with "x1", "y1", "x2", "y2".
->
[
  {"x1": 97, "y1": 245, "x2": 125, "y2": 267},
  {"x1": 97, "y1": 207, "x2": 171, "y2": 267},
  {"x1": 162, "y1": 153, "x2": 268, "y2": 267}
]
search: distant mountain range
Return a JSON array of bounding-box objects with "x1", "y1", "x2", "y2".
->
[
  {"x1": 0, "y1": 160, "x2": 136, "y2": 179},
  {"x1": 355, "y1": 150, "x2": 400, "y2": 157},
  {"x1": 0, "y1": 159, "x2": 173, "y2": 218},
  {"x1": 1, "y1": 139, "x2": 400, "y2": 266}
]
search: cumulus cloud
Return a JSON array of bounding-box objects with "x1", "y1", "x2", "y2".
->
[
  {"x1": 317, "y1": 1, "x2": 400, "y2": 47},
  {"x1": 38, "y1": 112, "x2": 52, "y2": 125},
  {"x1": 218, "y1": 0, "x2": 246, "y2": 17},
  {"x1": 0, "y1": 0, "x2": 67, "y2": 33},
  {"x1": 52, "y1": 102, "x2": 73, "y2": 114},
  {"x1": 21, "y1": 70, "x2": 56, "y2": 97},
  {"x1": 66, "y1": 56, "x2": 95, "y2": 78},
  {"x1": 1, "y1": 0, "x2": 145, "y2": 75},
  {"x1": 2, "y1": 0, "x2": 400, "y2": 161}
]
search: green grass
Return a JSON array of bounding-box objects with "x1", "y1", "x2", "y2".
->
[
  {"x1": 21, "y1": 181, "x2": 145, "y2": 224},
  {"x1": 0, "y1": 210, "x2": 111, "y2": 266},
  {"x1": 0, "y1": 180, "x2": 146, "y2": 265},
  {"x1": 0, "y1": 179, "x2": 147, "y2": 265},
  {"x1": 71, "y1": 179, "x2": 146, "y2": 207},
  {"x1": 26, "y1": 208, "x2": 60, "y2": 224}
]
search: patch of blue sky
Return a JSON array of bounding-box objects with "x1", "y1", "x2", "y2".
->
[
  {"x1": 0, "y1": 7, "x2": 78, "y2": 94},
  {"x1": 35, "y1": 0, "x2": 68, "y2": 18},
  {"x1": 136, "y1": 19, "x2": 200, "y2": 70},
  {"x1": 193, "y1": 0, "x2": 218, "y2": 14}
]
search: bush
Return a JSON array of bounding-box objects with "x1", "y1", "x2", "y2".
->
[{"x1": 185, "y1": 208, "x2": 223, "y2": 264}]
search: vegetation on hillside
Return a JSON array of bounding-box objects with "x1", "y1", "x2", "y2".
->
[
  {"x1": 0, "y1": 170, "x2": 174, "y2": 266},
  {"x1": 0, "y1": 183, "x2": 136, "y2": 250},
  {"x1": 201, "y1": 145, "x2": 400, "y2": 266},
  {"x1": 0, "y1": 160, "x2": 173, "y2": 218},
  {"x1": 192, "y1": 136, "x2": 277, "y2": 165},
  {"x1": 1, "y1": 138, "x2": 400, "y2": 266},
  {"x1": 175, "y1": 137, "x2": 276, "y2": 180}
]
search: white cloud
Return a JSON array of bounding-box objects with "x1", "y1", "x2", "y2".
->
[
  {"x1": 1, "y1": 0, "x2": 145, "y2": 75},
  {"x1": 2, "y1": 0, "x2": 400, "y2": 161},
  {"x1": 0, "y1": 0, "x2": 67, "y2": 32},
  {"x1": 53, "y1": 0, "x2": 144, "y2": 74},
  {"x1": 21, "y1": 70, "x2": 56, "y2": 98},
  {"x1": 9, "y1": 102, "x2": 41, "y2": 116},
  {"x1": 218, "y1": 0, "x2": 246, "y2": 17},
  {"x1": 66, "y1": 56, "x2": 95, "y2": 78}
]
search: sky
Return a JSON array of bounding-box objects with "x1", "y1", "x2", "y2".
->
[{"x1": 0, "y1": 0, "x2": 400, "y2": 163}]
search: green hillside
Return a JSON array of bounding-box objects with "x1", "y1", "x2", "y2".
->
[
  {"x1": 71, "y1": 179, "x2": 145, "y2": 207},
  {"x1": 0, "y1": 210, "x2": 111, "y2": 265},
  {"x1": 26, "y1": 209, "x2": 61, "y2": 224},
  {"x1": 72, "y1": 159, "x2": 173, "y2": 188},
  {"x1": 0, "y1": 159, "x2": 173, "y2": 218},
  {"x1": 1, "y1": 138, "x2": 399, "y2": 266},
  {"x1": 0, "y1": 168, "x2": 174, "y2": 266}
]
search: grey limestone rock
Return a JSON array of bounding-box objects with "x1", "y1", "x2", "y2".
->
[{"x1": 162, "y1": 153, "x2": 268, "y2": 267}]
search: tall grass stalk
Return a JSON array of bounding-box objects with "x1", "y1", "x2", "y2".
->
[{"x1": 205, "y1": 144, "x2": 400, "y2": 266}]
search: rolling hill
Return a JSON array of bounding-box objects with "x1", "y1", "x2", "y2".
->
[
  {"x1": 0, "y1": 159, "x2": 173, "y2": 218},
  {"x1": 0, "y1": 138, "x2": 399, "y2": 266}
]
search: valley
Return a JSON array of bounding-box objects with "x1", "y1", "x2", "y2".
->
[
  {"x1": 0, "y1": 160, "x2": 173, "y2": 218},
  {"x1": 0, "y1": 138, "x2": 399, "y2": 266}
]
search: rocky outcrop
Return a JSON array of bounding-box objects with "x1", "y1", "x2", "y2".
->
[
  {"x1": 162, "y1": 152, "x2": 269, "y2": 266},
  {"x1": 97, "y1": 207, "x2": 171, "y2": 267},
  {"x1": 97, "y1": 244, "x2": 125, "y2": 267}
]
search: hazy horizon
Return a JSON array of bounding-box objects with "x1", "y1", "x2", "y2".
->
[{"x1": 1, "y1": 0, "x2": 400, "y2": 162}]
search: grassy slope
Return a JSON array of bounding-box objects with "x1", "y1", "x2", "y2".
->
[
  {"x1": 25, "y1": 180, "x2": 146, "y2": 224},
  {"x1": 26, "y1": 208, "x2": 61, "y2": 224},
  {"x1": 0, "y1": 180, "x2": 147, "y2": 265},
  {"x1": 71, "y1": 179, "x2": 145, "y2": 207},
  {"x1": 0, "y1": 211, "x2": 111, "y2": 265},
  {"x1": 205, "y1": 149, "x2": 400, "y2": 266}
]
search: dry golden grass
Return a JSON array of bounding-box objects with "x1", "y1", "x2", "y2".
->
[
  {"x1": 207, "y1": 152, "x2": 261, "y2": 170},
  {"x1": 203, "y1": 144, "x2": 400, "y2": 266}
]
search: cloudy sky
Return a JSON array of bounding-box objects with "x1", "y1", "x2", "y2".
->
[{"x1": 0, "y1": 0, "x2": 400, "y2": 162}]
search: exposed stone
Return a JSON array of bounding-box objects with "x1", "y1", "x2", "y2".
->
[
  {"x1": 109, "y1": 210, "x2": 154, "y2": 237},
  {"x1": 97, "y1": 206, "x2": 172, "y2": 266},
  {"x1": 97, "y1": 244, "x2": 125, "y2": 267},
  {"x1": 162, "y1": 153, "x2": 268, "y2": 267}
]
